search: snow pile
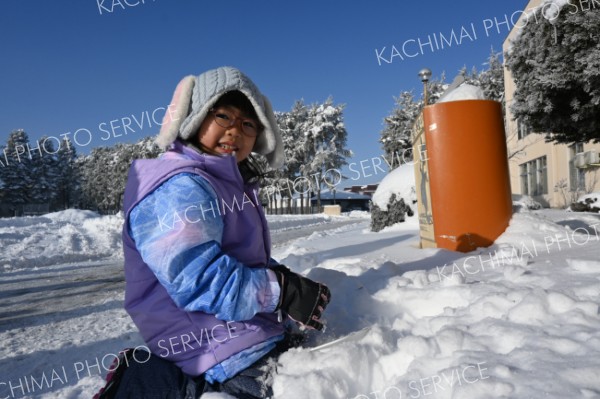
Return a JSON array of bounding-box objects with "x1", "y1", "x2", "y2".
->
[
  {"x1": 0, "y1": 211, "x2": 348, "y2": 273},
  {"x1": 512, "y1": 194, "x2": 543, "y2": 211},
  {"x1": 438, "y1": 84, "x2": 486, "y2": 103},
  {"x1": 270, "y1": 210, "x2": 600, "y2": 398},
  {"x1": 345, "y1": 210, "x2": 371, "y2": 219},
  {"x1": 371, "y1": 163, "x2": 416, "y2": 211},
  {"x1": 0, "y1": 209, "x2": 124, "y2": 271}
]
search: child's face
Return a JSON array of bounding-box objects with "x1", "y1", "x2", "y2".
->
[{"x1": 195, "y1": 105, "x2": 259, "y2": 163}]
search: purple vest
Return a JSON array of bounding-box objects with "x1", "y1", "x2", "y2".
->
[{"x1": 122, "y1": 141, "x2": 284, "y2": 376}]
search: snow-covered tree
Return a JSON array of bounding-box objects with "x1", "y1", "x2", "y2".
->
[
  {"x1": 459, "y1": 65, "x2": 480, "y2": 86},
  {"x1": 425, "y1": 73, "x2": 448, "y2": 105},
  {"x1": 56, "y1": 138, "x2": 80, "y2": 209},
  {"x1": 0, "y1": 144, "x2": 6, "y2": 205},
  {"x1": 2, "y1": 130, "x2": 35, "y2": 207},
  {"x1": 78, "y1": 137, "x2": 162, "y2": 213},
  {"x1": 261, "y1": 105, "x2": 308, "y2": 213},
  {"x1": 79, "y1": 146, "x2": 109, "y2": 212},
  {"x1": 458, "y1": 48, "x2": 505, "y2": 109},
  {"x1": 301, "y1": 98, "x2": 352, "y2": 209},
  {"x1": 279, "y1": 101, "x2": 309, "y2": 182},
  {"x1": 478, "y1": 48, "x2": 505, "y2": 106},
  {"x1": 506, "y1": 4, "x2": 600, "y2": 143},
  {"x1": 29, "y1": 136, "x2": 60, "y2": 205},
  {"x1": 380, "y1": 91, "x2": 420, "y2": 163},
  {"x1": 379, "y1": 73, "x2": 446, "y2": 165},
  {"x1": 134, "y1": 136, "x2": 163, "y2": 159}
]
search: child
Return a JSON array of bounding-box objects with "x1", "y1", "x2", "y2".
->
[{"x1": 112, "y1": 66, "x2": 331, "y2": 398}]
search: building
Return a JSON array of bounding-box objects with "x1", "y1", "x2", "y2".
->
[
  {"x1": 310, "y1": 189, "x2": 371, "y2": 212},
  {"x1": 503, "y1": 0, "x2": 600, "y2": 208},
  {"x1": 342, "y1": 184, "x2": 378, "y2": 197}
]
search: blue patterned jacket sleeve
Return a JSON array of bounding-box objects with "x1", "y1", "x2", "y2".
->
[{"x1": 128, "y1": 173, "x2": 280, "y2": 321}]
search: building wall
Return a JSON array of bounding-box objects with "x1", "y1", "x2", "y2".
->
[{"x1": 503, "y1": 0, "x2": 600, "y2": 208}]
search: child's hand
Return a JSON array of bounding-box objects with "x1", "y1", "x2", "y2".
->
[{"x1": 271, "y1": 265, "x2": 331, "y2": 331}]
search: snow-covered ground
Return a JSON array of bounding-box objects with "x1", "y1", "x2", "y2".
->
[{"x1": 1, "y1": 207, "x2": 600, "y2": 398}]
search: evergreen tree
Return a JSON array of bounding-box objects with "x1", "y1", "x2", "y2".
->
[
  {"x1": 79, "y1": 146, "x2": 109, "y2": 212},
  {"x1": 425, "y1": 73, "x2": 448, "y2": 105},
  {"x1": 506, "y1": 4, "x2": 600, "y2": 143},
  {"x1": 271, "y1": 101, "x2": 312, "y2": 213},
  {"x1": 301, "y1": 98, "x2": 352, "y2": 209},
  {"x1": 56, "y1": 137, "x2": 79, "y2": 209},
  {"x1": 479, "y1": 47, "x2": 505, "y2": 105},
  {"x1": 2, "y1": 130, "x2": 35, "y2": 207},
  {"x1": 0, "y1": 144, "x2": 6, "y2": 203},
  {"x1": 459, "y1": 65, "x2": 480, "y2": 86},
  {"x1": 264, "y1": 108, "x2": 305, "y2": 212},
  {"x1": 380, "y1": 91, "x2": 420, "y2": 164},
  {"x1": 458, "y1": 48, "x2": 505, "y2": 108},
  {"x1": 379, "y1": 73, "x2": 447, "y2": 167},
  {"x1": 78, "y1": 137, "x2": 162, "y2": 213},
  {"x1": 279, "y1": 101, "x2": 309, "y2": 184},
  {"x1": 134, "y1": 136, "x2": 163, "y2": 159},
  {"x1": 29, "y1": 136, "x2": 60, "y2": 205}
]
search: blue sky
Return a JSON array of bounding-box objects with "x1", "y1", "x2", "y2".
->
[{"x1": 0, "y1": 0, "x2": 528, "y2": 186}]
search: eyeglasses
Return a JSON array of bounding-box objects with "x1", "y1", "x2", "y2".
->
[{"x1": 210, "y1": 108, "x2": 261, "y2": 137}]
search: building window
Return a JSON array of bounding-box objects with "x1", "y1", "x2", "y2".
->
[
  {"x1": 520, "y1": 164, "x2": 528, "y2": 194},
  {"x1": 517, "y1": 119, "x2": 530, "y2": 140},
  {"x1": 537, "y1": 156, "x2": 548, "y2": 195},
  {"x1": 520, "y1": 156, "x2": 548, "y2": 196},
  {"x1": 569, "y1": 143, "x2": 585, "y2": 191}
]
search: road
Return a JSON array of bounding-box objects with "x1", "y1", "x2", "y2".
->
[{"x1": 0, "y1": 218, "x2": 367, "y2": 333}]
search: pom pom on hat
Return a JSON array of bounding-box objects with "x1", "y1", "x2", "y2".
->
[{"x1": 155, "y1": 66, "x2": 284, "y2": 169}]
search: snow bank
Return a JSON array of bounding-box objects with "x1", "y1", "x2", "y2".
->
[
  {"x1": 345, "y1": 210, "x2": 371, "y2": 219},
  {"x1": 438, "y1": 84, "x2": 486, "y2": 103},
  {"x1": 0, "y1": 210, "x2": 350, "y2": 272},
  {"x1": 0, "y1": 210, "x2": 124, "y2": 271},
  {"x1": 512, "y1": 194, "x2": 543, "y2": 211},
  {"x1": 371, "y1": 163, "x2": 416, "y2": 211}
]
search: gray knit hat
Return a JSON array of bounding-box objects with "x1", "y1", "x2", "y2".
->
[{"x1": 156, "y1": 66, "x2": 284, "y2": 169}]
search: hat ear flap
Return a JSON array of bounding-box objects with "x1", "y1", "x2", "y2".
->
[
  {"x1": 261, "y1": 95, "x2": 285, "y2": 169},
  {"x1": 155, "y1": 75, "x2": 195, "y2": 149}
]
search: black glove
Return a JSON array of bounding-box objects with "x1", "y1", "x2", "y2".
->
[{"x1": 271, "y1": 265, "x2": 331, "y2": 331}]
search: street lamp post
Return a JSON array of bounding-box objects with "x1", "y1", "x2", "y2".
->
[
  {"x1": 412, "y1": 68, "x2": 432, "y2": 147},
  {"x1": 418, "y1": 68, "x2": 432, "y2": 106}
]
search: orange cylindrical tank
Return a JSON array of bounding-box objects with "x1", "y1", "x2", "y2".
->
[{"x1": 423, "y1": 100, "x2": 512, "y2": 252}]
